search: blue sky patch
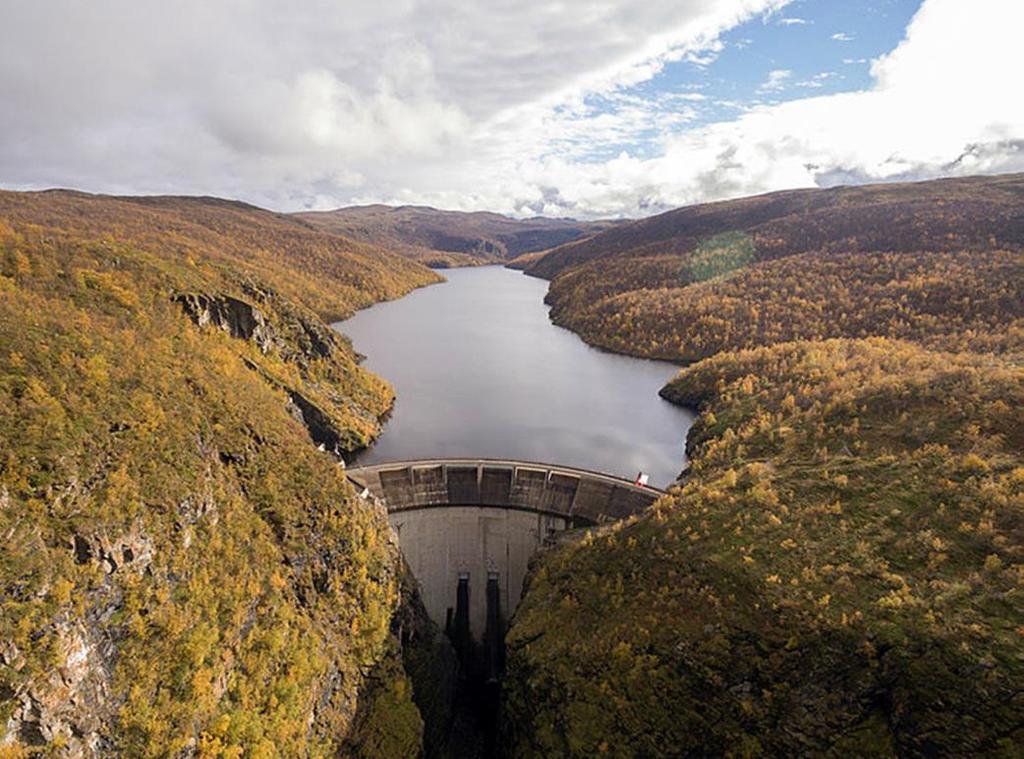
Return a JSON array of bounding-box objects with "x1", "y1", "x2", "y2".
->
[{"x1": 570, "y1": 0, "x2": 924, "y2": 162}]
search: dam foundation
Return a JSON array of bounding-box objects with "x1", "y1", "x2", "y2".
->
[{"x1": 347, "y1": 458, "x2": 664, "y2": 755}]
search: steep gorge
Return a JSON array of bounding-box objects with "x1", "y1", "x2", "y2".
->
[{"x1": 3, "y1": 175, "x2": 1024, "y2": 757}]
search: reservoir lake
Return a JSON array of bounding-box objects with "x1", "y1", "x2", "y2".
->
[{"x1": 334, "y1": 265, "x2": 694, "y2": 487}]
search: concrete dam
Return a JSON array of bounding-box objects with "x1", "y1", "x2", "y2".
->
[{"x1": 347, "y1": 458, "x2": 664, "y2": 662}]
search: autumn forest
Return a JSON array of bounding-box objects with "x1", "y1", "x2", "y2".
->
[
  {"x1": 1, "y1": 172, "x2": 1023, "y2": 757},
  {"x1": 506, "y1": 173, "x2": 1024, "y2": 755}
]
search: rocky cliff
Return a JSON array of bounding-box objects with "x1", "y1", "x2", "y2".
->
[{"x1": 0, "y1": 193, "x2": 444, "y2": 756}]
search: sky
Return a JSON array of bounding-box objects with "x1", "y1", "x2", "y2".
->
[{"x1": 0, "y1": 0, "x2": 1021, "y2": 218}]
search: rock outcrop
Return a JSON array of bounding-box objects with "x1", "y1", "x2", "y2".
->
[
  {"x1": 4, "y1": 621, "x2": 117, "y2": 756},
  {"x1": 175, "y1": 284, "x2": 392, "y2": 457},
  {"x1": 173, "y1": 293, "x2": 274, "y2": 353}
]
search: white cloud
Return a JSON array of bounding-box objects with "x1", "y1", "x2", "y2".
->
[
  {"x1": 0, "y1": 0, "x2": 1021, "y2": 219},
  {"x1": 777, "y1": 17, "x2": 809, "y2": 25},
  {"x1": 795, "y1": 72, "x2": 838, "y2": 88},
  {"x1": 831, "y1": 32, "x2": 854, "y2": 41},
  {"x1": 496, "y1": 0, "x2": 1024, "y2": 217},
  {"x1": 758, "y1": 69, "x2": 793, "y2": 92},
  {"x1": 0, "y1": 0, "x2": 787, "y2": 209}
]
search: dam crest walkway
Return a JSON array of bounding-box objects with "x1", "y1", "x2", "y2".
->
[{"x1": 346, "y1": 457, "x2": 666, "y2": 525}]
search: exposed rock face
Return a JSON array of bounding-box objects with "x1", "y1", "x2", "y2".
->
[
  {"x1": 70, "y1": 527, "x2": 155, "y2": 577},
  {"x1": 286, "y1": 389, "x2": 347, "y2": 454},
  {"x1": 175, "y1": 287, "x2": 393, "y2": 456},
  {"x1": 173, "y1": 293, "x2": 274, "y2": 353},
  {"x1": 3, "y1": 621, "x2": 117, "y2": 756},
  {"x1": 1, "y1": 524, "x2": 160, "y2": 754},
  {"x1": 175, "y1": 286, "x2": 342, "y2": 367}
]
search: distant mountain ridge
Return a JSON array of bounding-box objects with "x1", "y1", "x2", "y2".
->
[
  {"x1": 500, "y1": 172, "x2": 1024, "y2": 755},
  {"x1": 521, "y1": 172, "x2": 1024, "y2": 280},
  {"x1": 294, "y1": 204, "x2": 621, "y2": 267},
  {"x1": 516, "y1": 172, "x2": 1024, "y2": 363}
]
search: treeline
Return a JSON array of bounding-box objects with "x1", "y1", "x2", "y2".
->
[{"x1": 550, "y1": 248, "x2": 1024, "y2": 363}]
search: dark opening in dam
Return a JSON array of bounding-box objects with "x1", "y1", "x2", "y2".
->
[{"x1": 346, "y1": 458, "x2": 664, "y2": 754}]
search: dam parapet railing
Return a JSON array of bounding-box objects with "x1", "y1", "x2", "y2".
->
[{"x1": 346, "y1": 457, "x2": 666, "y2": 525}]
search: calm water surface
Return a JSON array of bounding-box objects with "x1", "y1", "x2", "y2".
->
[{"x1": 334, "y1": 266, "x2": 694, "y2": 487}]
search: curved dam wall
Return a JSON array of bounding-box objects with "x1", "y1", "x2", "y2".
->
[{"x1": 346, "y1": 459, "x2": 664, "y2": 651}]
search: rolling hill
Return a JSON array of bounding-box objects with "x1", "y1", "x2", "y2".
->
[
  {"x1": 520, "y1": 173, "x2": 1024, "y2": 363},
  {"x1": 523, "y1": 173, "x2": 1024, "y2": 279},
  {"x1": 501, "y1": 173, "x2": 1024, "y2": 755},
  {"x1": 0, "y1": 190, "x2": 440, "y2": 322},
  {"x1": 506, "y1": 337, "x2": 1024, "y2": 756},
  {"x1": 295, "y1": 204, "x2": 619, "y2": 268},
  {"x1": 0, "y1": 190, "x2": 448, "y2": 755}
]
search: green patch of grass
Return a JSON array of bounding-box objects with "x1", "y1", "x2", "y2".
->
[{"x1": 685, "y1": 231, "x2": 755, "y2": 283}]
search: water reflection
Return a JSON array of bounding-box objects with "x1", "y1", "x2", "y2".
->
[{"x1": 334, "y1": 266, "x2": 694, "y2": 487}]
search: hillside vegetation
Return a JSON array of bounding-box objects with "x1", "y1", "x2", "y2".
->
[
  {"x1": 550, "y1": 248, "x2": 1024, "y2": 363},
  {"x1": 0, "y1": 190, "x2": 440, "y2": 322},
  {"x1": 506, "y1": 339, "x2": 1023, "y2": 756},
  {"x1": 526, "y1": 173, "x2": 1024, "y2": 279},
  {"x1": 296, "y1": 204, "x2": 618, "y2": 268},
  {"x1": 525, "y1": 174, "x2": 1024, "y2": 360},
  {"x1": 0, "y1": 192, "x2": 444, "y2": 756},
  {"x1": 504, "y1": 174, "x2": 1024, "y2": 756}
]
